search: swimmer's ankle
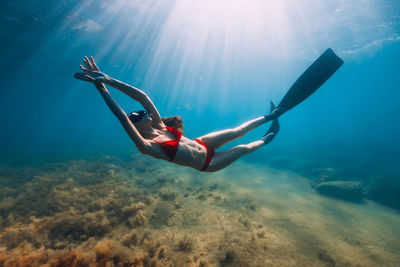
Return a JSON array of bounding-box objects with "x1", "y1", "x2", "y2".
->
[
  {"x1": 261, "y1": 132, "x2": 275, "y2": 144},
  {"x1": 265, "y1": 101, "x2": 280, "y2": 122}
]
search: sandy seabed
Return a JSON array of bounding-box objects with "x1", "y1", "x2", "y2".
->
[{"x1": 0, "y1": 155, "x2": 399, "y2": 267}]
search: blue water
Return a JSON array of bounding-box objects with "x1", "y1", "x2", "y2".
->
[
  {"x1": 0, "y1": 0, "x2": 400, "y2": 265},
  {"x1": 1, "y1": 0, "x2": 399, "y2": 162},
  {"x1": 1, "y1": 0, "x2": 400, "y2": 196}
]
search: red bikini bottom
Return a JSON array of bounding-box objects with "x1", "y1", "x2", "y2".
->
[{"x1": 194, "y1": 139, "x2": 215, "y2": 171}]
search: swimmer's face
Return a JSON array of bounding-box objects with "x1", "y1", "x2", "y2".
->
[{"x1": 134, "y1": 112, "x2": 152, "y2": 128}]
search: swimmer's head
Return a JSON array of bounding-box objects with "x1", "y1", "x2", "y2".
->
[{"x1": 128, "y1": 110, "x2": 151, "y2": 127}]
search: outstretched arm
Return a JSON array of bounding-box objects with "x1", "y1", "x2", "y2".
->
[
  {"x1": 107, "y1": 78, "x2": 163, "y2": 124},
  {"x1": 75, "y1": 57, "x2": 156, "y2": 154},
  {"x1": 79, "y1": 57, "x2": 164, "y2": 128},
  {"x1": 94, "y1": 83, "x2": 152, "y2": 154}
]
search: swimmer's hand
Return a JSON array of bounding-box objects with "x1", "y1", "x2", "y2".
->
[
  {"x1": 74, "y1": 56, "x2": 109, "y2": 83},
  {"x1": 74, "y1": 68, "x2": 109, "y2": 83},
  {"x1": 83, "y1": 56, "x2": 100, "y2": 72}
]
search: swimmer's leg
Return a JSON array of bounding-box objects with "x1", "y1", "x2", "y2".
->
[
  {"x1": 196, "y1": 102, "x2": 278, "y2": 150},
  {"x1": 196, "y1": 116, "x2": 266, "y2": 150},
  {"x1": 205, "y1": 118, "x2": 279, "y2": 172}
]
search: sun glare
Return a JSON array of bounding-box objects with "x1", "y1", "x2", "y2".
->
[
  {"x1": 49, "y1": 0, "x2": 398, "y2": 113},
  {"x1": 159, "y1": 0, "x2": 290, "y2": 55},
  {"x1": 137, "y1": 0, "x2": 295, "y2": 111}
]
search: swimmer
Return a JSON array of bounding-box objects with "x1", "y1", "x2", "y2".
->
[{"x1": 74, "y1": 56, "x2": 279, "y2": 172}]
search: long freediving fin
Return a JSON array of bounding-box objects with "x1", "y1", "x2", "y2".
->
[{"x1": 270, "y1": 48, "x2": 343, "y2": 118}]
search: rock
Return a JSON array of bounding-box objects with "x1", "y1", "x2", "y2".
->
[{"x1": 314, "y1": 181, "x2": 364, "y2": 202}]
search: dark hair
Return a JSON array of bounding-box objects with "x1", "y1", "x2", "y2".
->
[{"x1": 162, "y1": 116, "x2": 184, "y2": 134}]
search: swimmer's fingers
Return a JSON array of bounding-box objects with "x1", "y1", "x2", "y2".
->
[
  {"x1": 74, "y1": 72, "x2": 95, "y2": 82},
  {"x1": 80, "y1": 64, "x2": 89, "y2": 72},
  {"x1": 83, "y1": 56, "x2": 94, "y2": 70},
  {"x1": 89, "y1": 56, "x2": 100, "y2": 71},
  {"x1": 80, "y1": 65, "x2": 97, "y2": 75},
  {"x1": 83, "y1": 57, "x2": 91, "y2": 69},
  {"x1": 74, "y1": 72, "x2": 93, "y2": 82},
  {"x1": 78, "y1": 66, "x2": 108, "y2": 82},
  {"x1": 84, "y1": 56, "x2": 100, "y2": 72}
]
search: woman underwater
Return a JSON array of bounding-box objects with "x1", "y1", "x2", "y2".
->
[{"x1": 74, "y1": 56, "x2": 280, "y2": 172}]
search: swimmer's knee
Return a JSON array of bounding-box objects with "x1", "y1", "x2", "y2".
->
[
  {"x1": 233, "y1": 126, "x2": 246, "y2": 137},
  {"x1": 236, "y1": 144, "x2": 253, "y2": 154}
]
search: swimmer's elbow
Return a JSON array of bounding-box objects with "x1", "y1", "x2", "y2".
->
[
  {"x1": 134, "y1": 140, "x2": 161, "y2": 157},
  {"x1": 137, "y1": 140, "x2": 158, "y2": 156},
  {"x1": 137, "y1": 142, "x2": 150, "y2": 155}
]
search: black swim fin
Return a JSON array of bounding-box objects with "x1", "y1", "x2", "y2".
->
[
  {"x1": 270, "y1": 101, "x2": 276, "y2": 113},
  {"x1": 263, "y1": 102, "x2": 280, "y2": 143},
  {"x1": 267, "y1": 48, "x2": 343, "y2": 120}
]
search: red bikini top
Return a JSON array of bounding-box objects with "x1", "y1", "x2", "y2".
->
[{"x1": 153, "y1": 126, "x2": 182, "y2": 161}]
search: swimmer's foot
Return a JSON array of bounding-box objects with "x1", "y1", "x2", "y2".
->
[
  {"x1": 262, "y1": 101, "x2": 280, "y2": 144},
  {"x1": 264, "y1": 101, "x2": 281, "y2": 122}
]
